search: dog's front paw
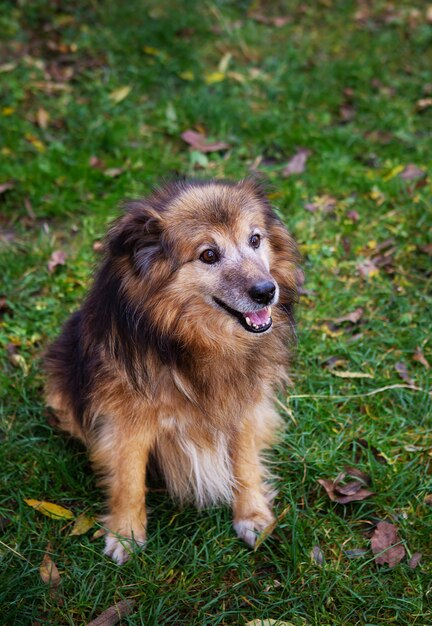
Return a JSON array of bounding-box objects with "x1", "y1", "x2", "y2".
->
[
  {"x1": 233, "y1": 510, "x2": 275, "y2": 548},
  {"x1": 103, "y1": 530, "x2": 146, "y2": 564}
]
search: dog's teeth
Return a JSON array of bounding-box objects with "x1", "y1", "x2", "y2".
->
[
  {"x1": 245, "y1": 316, "x2": 251, "y2": 326},
  {"x1": 268, "y1": 307, "x2": 272, "y2": 317}
]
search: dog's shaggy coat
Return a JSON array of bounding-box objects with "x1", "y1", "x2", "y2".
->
[{"x1": 45, "y1": 179, "x2": 300, "y2": 563}]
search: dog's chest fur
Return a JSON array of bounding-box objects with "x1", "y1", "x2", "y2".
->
[{"x1": 154, "y1": 413, "x2": 235, "y2": 507}]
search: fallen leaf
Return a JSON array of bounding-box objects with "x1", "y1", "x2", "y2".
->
[
  {"x1": 346, "y1": 209, "x2": 359, "y2": 221},
  {"x1": 24, "y1": 499, "x2": 74, "y2": 520},
  {"x1": 70, "y1": 513, "x2": 96, "y2": 536},
  {"x1": 416, "y1": 97, "x2": 432, "y2": 111},
  {"x1": 322, "y1": 356, "x2": 348, "y2": 370},
  {"x1": 311, "y1": 545, "x2": 324, "y2": 565},
  {"x1": 332, "y1": 307, "x2": 364, "y2": 325},
  {"x1": 318, "y1": 468, "x2": 374, "y2": 504},
  {"x1": 344, "y1": 548, "x2": 367, "y2": 558},
  {"x1": 395, "y1": 362, "x2": 415, "y2": 386},
  {"x1": 181, "y1": 129, "x2": 229, "y2": 153},
  {"x1": 87, "y1": 599, "x2": 136, "y2": 626},
  {"x1": 250, "y1": 13, "x2": 291, "y2": 27},
  {"x1": 357, "y1": 259, "x2": 379, "y2": 278},
  {"x1": 419, "y1": 243, "x2": 432, "y2": 256},
  {"x1": 7, "y1": 345, "x2": 29, "y2": 375},
  {"x1": 109, "y1": 86, "x2": 132, "y2": 104},
  {"x1": 0, "y1": 181, "x2": 15, "y2": 195},
  {"x1": 40, "y1": 551, "x2": 61, "y2": 587},
  {"x1": 424, "y1": 494, "x2": 432, "y2": 506},
  {"x1": 413, "y1": 347, "x2": 430, "y2": 369},
  {"x1": 371, "y1": 521, "x2": 406, "y2": 568},
  {"x1": 25, "y1": 133, "x2": 46, "y2": 153},
  {"x1": 204, "y1": 71, "x2": 225, "y2": 85},
  {"x1": 89, "y1": 155, "x2": 106, "y2": 170},
  {"x1": 408, "y1": 552, "x2": 422, "y2": 569},
  {"x1": 48, "y1": 250, "x2": 67, "y2": 273},
  {"x1": 245, "y1": 621, "x2": 295, "y2": 626},
  {"x1": 36, "y1": 107, "x2": 50, "y2": 129},
  {"x1": 304, "y1": 195, "x2": 337, "y2": 213},
  {"x1": 104, "y1": 167, "x2": 125, "y2": 178},
  {"x1": 399, "y1": 164, "x2": 426, "y2": 180},
  {"x1": 282, "y1": 148, "x2": 311, "y2": 176},
  {"x1": 332, "y1": 371, "x2": 374, "y2": 379}
]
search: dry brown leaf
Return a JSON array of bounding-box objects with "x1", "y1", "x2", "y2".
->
[
  {"x1": 250, "y1": 13, "x2": 291, "y2": 27},
  {"x1": 254, "y1": 504, "x2": 291, "y2": 550},
  {"x1": 371, "y1": 521, "x2": 406, "y2": 568},
  {"x1": 416, "y1": 97, "x2": 432, "y2": 111},
  {"x1": 311, "y1": 545, "x2": 324, "y2": 565},
  {"x1": 0, "y1": 181, "x2": 15, "y2": 195},
  {"x1": 282, "y1": 148, "x2": 311, "y2": 176},
  {"x1": 346, "y1": 209, "x2": 360, "y2": 221},
  {"x1": 424, "y1": 494, "x2": 432, "y2": 506},
  {"x1": 333, "y1": 307, "x2": 364, "y2": 325},
  {"x1": 104, "y1": 167, "x2": 125, "y2": 178},
  {"x1": 89, "y1": 155, "x2": 106, "y2": 170},
  {"x1": 86, "y1": 599, "x2": 136, "y2": 626},
  {"x1": 395, "y1": 362, "x2": 415, "y2": 386},
  {"x1": 408, "y1": 552, "x2": 422, "y2": 569},
  {"x1": 36, "y1": 107, "x2": 50, "y2": 129},
  {"x1": 48, "y1": 250, "x2": 67, "y2": 273},
  {"x1": 318, "y1": 468, "x2": 374, "y2": 504},
  {"x1": 357, "y1": 259, "x2": 379, "y2": 278},
  {"x1": 181, "y1": 129, "x2": 230, "y2": 153},
  {"x1": 40, "y1": 551, "x2": 61, "y2": 587},
  {"x1": 399, "y1": 164, "x2": 426, "y2": 180},
  {"x1": 413, "y1": 347, "x2": 430, "y2": 369}
]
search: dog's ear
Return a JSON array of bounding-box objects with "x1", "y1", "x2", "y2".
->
[{"x1": 108, "y1": 201, "x2": 165, "y2": 271}]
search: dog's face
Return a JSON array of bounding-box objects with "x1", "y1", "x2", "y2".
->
[{"x1": 109, "y1": 179, "x2": 300, "y2": 345}]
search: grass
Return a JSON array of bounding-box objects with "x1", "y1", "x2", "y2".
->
[{"x1": 0, "y1": 0, "x2": 431, "y2": 624}]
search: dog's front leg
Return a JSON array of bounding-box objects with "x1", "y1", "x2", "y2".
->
[
  {"x1": 231, "y1": 419, "x2": 275, "y2": 547},
  {"x1": 90, "y1": 420, "x2": 154, "y2": 564}
]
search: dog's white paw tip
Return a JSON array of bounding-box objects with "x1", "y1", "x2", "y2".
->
[
  {"x1": 103, "y1": 534, "x2": 146, "y2": 565},
  {"x1": 233, "y1": 519, "x2": 258, "y2": 547}
]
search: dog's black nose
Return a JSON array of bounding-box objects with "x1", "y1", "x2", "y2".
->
[{"x1": 248, "y1": 281, "x2": 276, "y2": 305}]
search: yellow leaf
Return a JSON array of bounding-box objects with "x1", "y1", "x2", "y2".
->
[
  {"x1": 369, "y1": 186, "x2": 385, "y2": 206},
  {"x1": 2, "y1": 107, "x2": 14, "y2": 116},
  {"x1": 70, "y1": 513, "x2": 96, "y2": 536},
  {"x1": 204, "y1": 71, "x2": 225, "y2": 85},
  {"x1": 332, "y1": 371, "x2": 374, "y2": 379},
  {"x1": 24, "y1": 499, "x2": 74, "y2": 520},
  {"x1": 143, "y1": 45, "x2": 159, "y2": 55},
  {"x1": 25, "y1": 133, "x2": 45, "y2": 153},
  {"x1": 383, "y1": 164, "x2": 404, "y2": 181},
  {"x1": 109, "y1": 86, "x2": 132, "y2": 104},
  {"x1": 178, "y1": 70, "x2": 194, "y2": 81}
]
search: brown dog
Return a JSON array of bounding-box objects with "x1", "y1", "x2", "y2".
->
[{"x1": 44, "y1": 179, "x2": 300, "y2": 563}]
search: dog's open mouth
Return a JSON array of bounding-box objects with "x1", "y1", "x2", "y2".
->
[{"x1": 213, "y1": 298, "x2": 272, "y2": 333}]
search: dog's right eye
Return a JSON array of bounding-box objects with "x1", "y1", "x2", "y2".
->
[{"x1": 200, "y1": 249, "x2": 219, "y2": 264}]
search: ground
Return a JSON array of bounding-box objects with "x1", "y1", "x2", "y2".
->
[{"x1": 0, "y1": 1, "x2": 431, "y2": 624}]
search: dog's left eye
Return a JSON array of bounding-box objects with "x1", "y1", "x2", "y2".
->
[
  {"x1": 250, "y1": 234, "x2": 261, "y2": 249},
  {"x1": 200, "y1": 249, "x2": 219, "y2": 264}
]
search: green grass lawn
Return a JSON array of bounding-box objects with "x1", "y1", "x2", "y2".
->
[{"x1": 1, "y1": 1, "x2": 431, "y2": 624}]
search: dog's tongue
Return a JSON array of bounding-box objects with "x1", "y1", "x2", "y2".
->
[{"x1": 244, "y1": 307, "x2": 270, "y2": 326}]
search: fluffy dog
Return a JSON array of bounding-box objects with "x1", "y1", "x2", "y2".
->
[{"x1": 44, "y1": 179, "x2": 300, "y2": 564}]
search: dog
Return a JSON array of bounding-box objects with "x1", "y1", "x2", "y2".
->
[{"x1": 44, "y1": 178, "x2": 300, "y2": 564}]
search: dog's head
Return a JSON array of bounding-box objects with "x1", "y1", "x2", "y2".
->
[{"x1": 107, "y1": 179, "x2": 301, "y2": 348}]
